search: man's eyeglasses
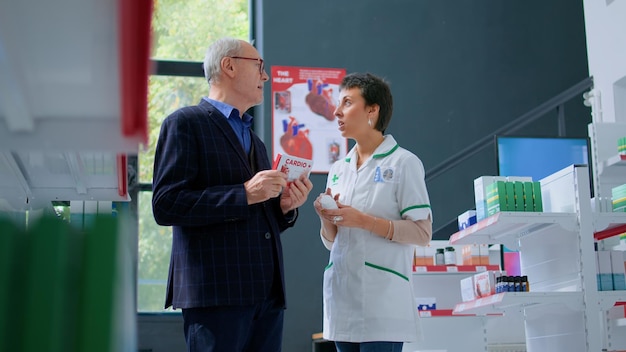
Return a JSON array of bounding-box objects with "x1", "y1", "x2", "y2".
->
[{"x1": 230, "y1": 56, "x2": 265, "y2": 75}]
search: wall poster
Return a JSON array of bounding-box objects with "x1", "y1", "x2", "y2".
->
[{"x1": 271, "y1": 65, "x2": 347, "y2": 174}]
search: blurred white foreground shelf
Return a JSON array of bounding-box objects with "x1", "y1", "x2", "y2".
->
[{"x1": 0, "y1": 0, "x2": 152, "y2": 210}]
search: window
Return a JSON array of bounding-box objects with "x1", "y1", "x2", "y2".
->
[{"x1": 136, "y1": 0, "x2": 250, "y2": 313}]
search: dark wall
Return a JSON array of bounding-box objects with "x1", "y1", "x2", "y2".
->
[{"x1": 254, "y1": 1, "x2": 590, "y2": 350}]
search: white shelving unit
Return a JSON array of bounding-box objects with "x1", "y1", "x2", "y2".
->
[
  {"x1": 581, "y1": 1, "x2": 626, "y2": 349},
  {"x1": 448, "y1": 165, "x2": 626, "y2": 352},
  {"x1": 589, "y1": 123, "x2": 626, "y2": 213},
  {"x1": 588, "y1": 125, "x2": 626, "y2": 352},
  {"x1": 404, "y1": 313, "x2": 492, "y2": 352},
  {"x1": 404, "y1": 265, "x2": 525, "y2": 352},
  {"x1": 0, "y1": 2, "x2": 152, "y2": 351},
  {"x1": 412, "y1": 264, "x2": 500, "y2": 310}
]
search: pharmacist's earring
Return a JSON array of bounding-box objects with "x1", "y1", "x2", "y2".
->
[{"x1": 368, "y1": 119, "x2": 372, "y2": 127}]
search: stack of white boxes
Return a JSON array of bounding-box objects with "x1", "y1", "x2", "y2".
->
[{"x1": 596, "y1": 250, "x2": 626, "y2": 291}]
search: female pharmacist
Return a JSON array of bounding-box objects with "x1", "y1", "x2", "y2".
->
[{"x1": 313, "y1": 72, "x2": 433, "y2": 352}]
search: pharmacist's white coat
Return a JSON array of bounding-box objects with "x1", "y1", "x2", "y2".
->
[{"x1": 322, "y1": 135, "x2": 432, "y2": 343}]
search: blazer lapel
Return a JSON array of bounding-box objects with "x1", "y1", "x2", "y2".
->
[
  {"x1": 250, "y1": 132, "x2": 271, "y2": 171},
  {"x1": 200, "y1": 100, "x2": 253, "y2": 174}
]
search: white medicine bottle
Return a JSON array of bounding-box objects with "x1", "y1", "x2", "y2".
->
[
  {"x1": 444, "y1": 246, "x2": 456, "y2": 265},
  {"x1": 434, "y1": 248, "x2": 445, "y2": 265}
]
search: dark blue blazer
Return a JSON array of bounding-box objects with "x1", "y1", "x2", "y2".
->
[{"x1": 152, "y1": 99, "x2": 296, "y2": 309}]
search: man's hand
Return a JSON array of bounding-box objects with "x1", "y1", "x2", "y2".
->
[
  {"x1": 280, "y1": 175, "x2": 313, "y2": 213},
  {"x1": 244, "y1": 170, "x2": 288, "y2": 205}
]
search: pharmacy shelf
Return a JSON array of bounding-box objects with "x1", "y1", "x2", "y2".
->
[
  {"x1": 594, "y1": 212, "x2": 626, "y2": 241},
  {"x1": 599, "y1": 291, "x2": 626, "y2": 310},
  {"x1": 594, "y1": 152, "x2": 626, "y2": 212},
  {"x1": 413, "y1": 265, "x2": 500, "y2": 273},
  {"x1": 402, "y1": 314, "x2": 499, "y2": 352},
  {"x1": 419, "y1": 309, "x2": 462, "y2": 317},
  {"x1": 453, "y1": 292, "x2": 584, "y2": 316},
  {"x1": 446, "y1": 166, "x2": 620, "y2": 350},
  {"x1": 599, "y1": 154, "x2": 626, "y2": 179},
  {"x1": 608, "y1": 303, "x2": 626, "y2": 320},
  {"x1": 418, "y1": 309, "x2": 503, "y2": 317},
  {"x1": 449, "y1": 212, "x2": 578, "y2": 247}
]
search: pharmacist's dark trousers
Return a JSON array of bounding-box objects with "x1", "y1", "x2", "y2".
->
[{"x1": 181, "y1": 297, "x2": 284, "y2": 352}]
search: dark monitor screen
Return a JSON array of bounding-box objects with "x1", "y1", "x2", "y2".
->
[{"x1": 495, "y1": 135, "x2": 590, "y2": 182}]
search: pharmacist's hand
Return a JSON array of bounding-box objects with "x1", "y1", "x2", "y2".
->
[
  {"x1": 320, "y1": 201, "x2": 364, "y2": 228},
  {"x1": 313, "y1": 194, "x2": 325, "y2": 218},
  {"x1": 313, "y1": 189, "x2": 338, "y2": 219}
]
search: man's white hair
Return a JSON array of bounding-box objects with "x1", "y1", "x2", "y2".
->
[{"x1": 203, "y1": 37, "x2": 242, "y2": 86}]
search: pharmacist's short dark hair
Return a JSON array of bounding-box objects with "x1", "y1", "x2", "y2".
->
[{"x1": 340, "y1": 72, "x2": 393, "y2": 132}]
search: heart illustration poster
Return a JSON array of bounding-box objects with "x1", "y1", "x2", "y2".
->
[{"x1": 271, "y1": 65, "x2": 348, "y2": 174}]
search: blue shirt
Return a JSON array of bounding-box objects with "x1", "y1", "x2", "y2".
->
[{"x1": 203, "y1": 97, "x2": 253, "y2": 154}]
